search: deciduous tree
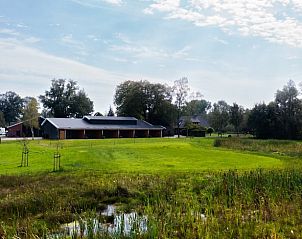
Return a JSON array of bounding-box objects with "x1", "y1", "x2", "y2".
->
[
  {"x1": 247, "y1": 102, "x2": 279, "y2": 139},
  {"x1": 40, "y1": 79, "x2": 94, "y2": 118},
  {"x1": 114, "y1": 80, "x2": 146, "y2": 119},
  {"x1": 275, "y1": 80, "x2": 302, "y2": 139},
  {"x1": 183, "y1": 99, "x2": 211, "y2": 116},
  {"x1": 114, "y1": 80, "x2": 174, "y2": 127},
  {"x1": 173, "y1": 77, "x2": 190, "y2": 137},
  {"x1": 94, "y1": 112, "x2": 103, "y2": 116},
  {"x1": 229, "y1": 103, "x2": 244, "y2": 135},
  {"x1": 0, "y1": 111, "x2": 5, "y2": 127},
  {"x1": 208, "y1": 100, "x2": 230, "y2": 135},
  {"x1": 22, "y1": 98, "x2": 40, "y2": 139},
  {"x1": 69, "y1": 90, "x2": 94, "y2": 118},
  {"x1": 0, "y1": 91, "x2": 23, "y2": 125}
]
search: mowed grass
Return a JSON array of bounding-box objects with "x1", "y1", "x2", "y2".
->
[
  {"x1": 0, "y1": 138, "x2": 301, "y2": 238},
  {"x1": 0, "y1": 138, "x2": 285, "y2": 174}
]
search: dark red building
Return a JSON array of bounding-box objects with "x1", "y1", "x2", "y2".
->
[{"x1": 7, "y1": 117, "x2": 44, "y2": 137}]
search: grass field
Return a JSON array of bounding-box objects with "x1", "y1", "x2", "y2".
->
[
  {"x1": 0, "y1": 137, "x2": 301, "y2": 238},
  {"x1": 0, "y1": 138, "x2": 287, "y2": 174}
]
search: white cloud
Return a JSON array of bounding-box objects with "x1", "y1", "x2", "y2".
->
[
  {"x1": 0, "y1": 40, "x2": 163, "y2": 112},
  {"x1": 87, "y1": 34, "x2": 100, "y2": 41},
  {"x1": 61, "y1": 34, "x2": 88, "y2": 57},
  {"x1": 144, "y1": 0, "x2": 302, "y2": 48},
  {"x1": 0, "y1": 28, "x2": 19, "y2": 36},
  {"x1": 110, "y1": 43, "x2": 192, "y2": 59},
  {"x1": 24, "y1": 37, "x2": 40, "y2": 44},
  {"x1": 16, "y1": 23, "x2": 28, "y2": 29},
  {"x1": 111, "y1": 33, "x2": 192, "y2": 60},
  {"x1": 49, "y1": 23, "x2": 61, "y2": 27},
  {"x1": 213, "y1": 37, "x2": 229, "y2": 45},
  {"x1": 103, "y1": 0, "x2": 122, "y2": 5},
  {"x1": 70, "y1": 0, "x2": 123, "y2": 8},
  {"x1": 0, "y1": 26, "x2": 40, "y2": 45}
]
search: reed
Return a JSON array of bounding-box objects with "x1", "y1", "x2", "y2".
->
[{"x1": 0, "y1": 170, "x2": 301, "y2": 238}]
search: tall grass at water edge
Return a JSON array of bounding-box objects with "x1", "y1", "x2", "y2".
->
[
  {"x1": 214, "y1": 137, "x2": 302, "y2": 158},
  {"x1": 0, "y1": 170, "x2": 301, "y2": 238}
]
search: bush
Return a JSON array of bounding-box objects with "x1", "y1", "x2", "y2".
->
[
  {"x1": 207, "y1": 127, "x2": 214, "y2": 136},
  {"x1": 213, "y1": 139, "x2": 223, "y2": 147}
]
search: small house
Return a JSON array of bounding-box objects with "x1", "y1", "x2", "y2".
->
[
  {"x1": 7, "y1": 117, "x2": 44, "y2": 137},
  {"x1": 175, "y1": 115, "x2": 210, "y2": 137}
]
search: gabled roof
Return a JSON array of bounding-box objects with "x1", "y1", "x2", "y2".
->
[
  {"x1": 41, "y1": 117, "x2": 165, "y2": 130},
  {"x1": 179, "y1": 115, "x2": 209, "y2": 128},
  {"x1": 7, "y1": 116, "x2": 45, "y2": 129},
  {"x1": 41, "y1": 118, "x2": 85, "y2": 129}
]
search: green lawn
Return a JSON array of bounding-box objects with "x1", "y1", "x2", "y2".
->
[
  {"x1": 0, "y1": 138, "x2": 285, "y2": 174},
  {"x1": 0, "y1": 138, "x2": 301, "y2": 238}
]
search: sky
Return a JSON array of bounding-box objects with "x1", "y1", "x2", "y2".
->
[{"x1": 1, "y1": 0, "x2": 302, "y2": 113}]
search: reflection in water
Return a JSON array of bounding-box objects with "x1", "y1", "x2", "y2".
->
[{"x1": 63, "y1": 205, "x2": 148, "y2": 237}]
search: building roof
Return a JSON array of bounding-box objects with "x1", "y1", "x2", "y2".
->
[
  {"x1": 42, "y1": 117, "x2": 165, "y2": 130},
  {"x1": 83, "y1": 116, "x2": 137, "y2": 121},
  {"x1": 7, "y1": 116, "x2": 45, "y2": 129},
  {"x1": 179, "y1": 115, "x2": 209, "y2": 128}
]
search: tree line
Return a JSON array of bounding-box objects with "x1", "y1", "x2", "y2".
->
[
  {"x1": 1, "y1": 78, "x2": 302, "y2": 139},
  {"x1": 114, "y1": 79, "x2": 302, "y2": 139}
]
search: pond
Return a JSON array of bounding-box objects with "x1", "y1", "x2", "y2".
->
[{"x1": 56, "y1": 205, "x2": 148, "y2": 238}]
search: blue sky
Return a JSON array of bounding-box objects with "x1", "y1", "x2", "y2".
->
[{"x1": 1, "y1": 0, "x2": 302, "y2": 113}]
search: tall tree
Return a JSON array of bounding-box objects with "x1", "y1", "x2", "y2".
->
[
  {"x1": 0, "y1": 111, "x2": 5, "y2": 127},
  {"x1": 229, "y1": 103, "x2": 244, "y2": 135},
  {"x1": 145, "y1": 82, "x2": 173, "y2": 125},
  {"x1": 208, "y1": 100, "x2": 230, "y2": 135},
  {"x1": 114, "y1": 80, "x2": 146, "y2": 119},
  {"x1": 275, "y1": 80, "x2": 302, "y2": 139},
  {"x1": 107, "y1": 106, "x2": 115, "y2": 116},
  {"x1": 173, "y1": 77, "x2": 190, "y2": 137},
  {"x1": 0, "y1": 91, "x2": 23, "y2": 125},
  {"x1": 69, "y1": 90, "x2": 94, "y2": 118},
  {"x1": 40, "y1": 79, "x2": 93, "y2": 118},
  {"x1": 183, "y1": 99, "x2": 211, "y2": 116},
  {"x1": 248, "y1": 81, "x2": 302, "y2": 139},
  {"x1": 247, "y1": 102, "x2": 279, "y2": 139},
  {"x1": 114, "y1": 80, "x2": 174, "y2": 126},
  {"x1": 22, "y1": 98, "x2": 40, "y2": 139}
]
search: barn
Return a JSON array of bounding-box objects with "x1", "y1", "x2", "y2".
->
[
  {"x1": 41, "y1": 116, "x2": 165, "y2": 139},
  {"x1": 6, "y1": 117, "x2": 44, "y2": 137}
]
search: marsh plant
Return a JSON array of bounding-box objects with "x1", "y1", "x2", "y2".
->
[{"x1": 0, "y1": 170, "x2": 301, "y2": 238}]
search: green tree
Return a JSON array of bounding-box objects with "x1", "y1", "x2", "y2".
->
[
  {"x1": 240, "y1": 109, "x2": 251, "y2": 134},
  {"x1": 0, "y1": 91, "x2": 23, "y2": 125},
  {"x1": 114, "y1": 80, "x2": 174, "y2": 127},
  {"x1": 173, "y1": 77, "x2": 190, "y2": 137},
  {"x1": 114, "y1": 80, "x2": 146, "y2": 119},
  {"x1": 0, "y1": 111, "x2": 5, "y2": 127},
  {"x1": 183, "y1": 99, "x2": 211, "y2": 116},
  {"x1": 275, "y1": 80, "x2": 302, "y2": 139},
  {"x1": 247, "y1": 102, "x2": 279, "y2": 139},
  {"x1": 22, "y1": 98, "x2": 40, "y2": 139},
  {"x1": 247, "y1": 81, "x2": 302, "y2": 139},
  {"x1": 69, "y1": 90, "x2": 94, "y2": 118},
  {"x1": 207, "y1": 127, "x2": 214, "y2": 136},
  {"x1": 208, "y1": 100, "x2": 230, "y2": 135},
  {"x1": 145, "y1": 82, "x2": 174, "y2": 125},
  {"x1": 40, "y1": 79, "x2": 93, "y2": 118},
  {"x1": 107, "y1": 106, "x2": 115, "y2": 116},
  {"x1": 229, "y1": 103, "x2": 244, "y2": 135},
  {"x1": 94, "y1": 112, "x2": 103, "y2": 116}
]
